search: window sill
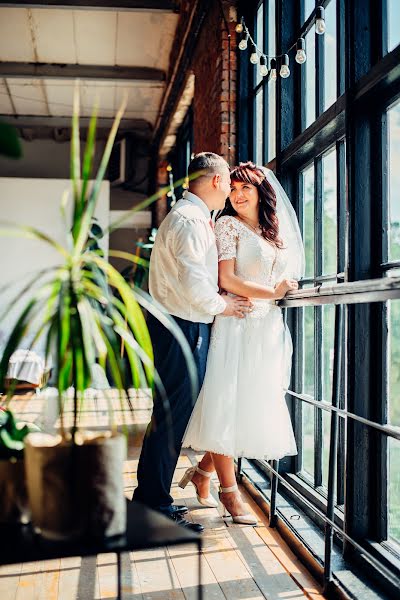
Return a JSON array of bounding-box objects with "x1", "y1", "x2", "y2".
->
[{"x1": 240, "y1": 458, "x2": 399, "y2": 599}]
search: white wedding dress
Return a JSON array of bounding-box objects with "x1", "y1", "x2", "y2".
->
[{"x1": 183, "y1": 215, "x2": 297, "y2": 460}]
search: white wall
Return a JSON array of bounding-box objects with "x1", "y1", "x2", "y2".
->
[{"x1": 0, "y1": 177, "x2": 109, "y2": 354}]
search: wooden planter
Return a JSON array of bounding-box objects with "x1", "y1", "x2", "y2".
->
[
  {"x1": 0, "y1": 458, "x2": 29, "y2": 524},
  {"x1": 25, "y1": 431, "x2": 127, "y2": 541}
]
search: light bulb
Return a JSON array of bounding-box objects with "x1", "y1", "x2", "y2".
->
[
  {"x1": 280, "y1": 54, "x2": 290, "y2": 78},
  {"x1": 238, "y1": 34, "x2": 248, "y2": 50},
  {"x1": 270, "y1": 58, "x2": 277, "y2": 81},
  {"x1": 295, "y1": 38, "x2": 307, "y2": 63},
  {"x1": 250, "y1": 52, "x2": 259, "y2": 64},
  {"x1": 315, "y1": 6, "x2": 326, "y2": 35},
  {"x1": 316, "y1": 18, "x2": 326, "y2": 34},
  {"x1": 260, "y1": 55, "x2": 268, "y2": 76},
  {"x1": 280, "y1": 64, "x2": 290, "y2": 78},
  {"x1": 235, "y1": 22, "x2": 243, "y2": 34},
  {"x1": 295, "y1": 49, "x2": 307, "y2": 63}
]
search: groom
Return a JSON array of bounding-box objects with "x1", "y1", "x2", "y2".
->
[{"x1": 133, "y1": 152, "x2": 252, "y2": 531}]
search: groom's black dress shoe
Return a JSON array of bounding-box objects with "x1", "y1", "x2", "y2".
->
[
  {"x1": 158, "y1": 504, "x2": 189, "y2": 516},
  {"x1": 165, "y1": 512, "x2": 204, "y2": 532}
]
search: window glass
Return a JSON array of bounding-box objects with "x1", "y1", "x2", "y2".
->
[
  {"x1": 303, "y1": 307, "x2": 315, "y2": 479},
  {"x1": 267, "y1": 81, "x2": 276, "y2": 161},
  {"x1": 255, "y1": 4, "x2": 264, "y2": 86},
  {"x1": 268, "y1": 0, "x2": 276, "y2": 57},
  {"x1": 388, "y1": 0, "x2": 400, "y2": 52},
  {"x1": 304, "y1": 0, "x2": 315, "y2": 22},
  {"x1": 322, "y1": 148, "x2": 337, "y2": 275},
  {"x1": 388, "y1": 436, "x2": 400, "y2": 544},
  {"x1": 324, "y1": 0, "x2": 337, "y2": 110},
  {"x1": 305, "y1": 29, "x2": 316, "y2": 129},
  {"x1": 255, "y1": 89, "x2": 263, "y2": 165},
  {"x1": 302, "y1": 165, "x2": 315, "y2": 279},
  {"x1": 388, "y1": 102, "x2": 400, "y2": 262}
]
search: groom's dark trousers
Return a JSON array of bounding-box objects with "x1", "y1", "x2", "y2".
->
[{"x1": 133, "y1": 312, "x2": 211, "y2": 508}]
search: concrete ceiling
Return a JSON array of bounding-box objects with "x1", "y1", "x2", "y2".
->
[{"x1": 0, "y1": 3, "x2": 180, "y2": 134}]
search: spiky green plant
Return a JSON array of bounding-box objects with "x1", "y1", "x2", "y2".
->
[{"x1": 0, "y1": 85, "x2": 197, "y2": 440}]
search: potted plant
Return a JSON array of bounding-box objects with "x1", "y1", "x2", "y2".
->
[
  {"x1": 0, "y1": 87, "x2": 197, "y2": 541},
  {"x1": 0, "y1": 86, "x2": 198, "y2": 540},
  {"x1": 0, "y1": 408, "x2": 40, "y2": 524}
]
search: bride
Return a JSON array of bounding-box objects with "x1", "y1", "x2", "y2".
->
[{"x1": 180, "y1": 162, "x2": 305, "y2": 525}]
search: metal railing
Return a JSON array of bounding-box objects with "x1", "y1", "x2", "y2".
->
[{"x1": 238, "y1": 276, "x2": 400, "y2": 595}]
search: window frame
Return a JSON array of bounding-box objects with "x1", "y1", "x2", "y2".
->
[{"x1": 237, "y1": 0, "x2": 400, "y2": 591}]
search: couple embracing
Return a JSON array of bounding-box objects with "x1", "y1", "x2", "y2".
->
[{"x1": 133, "y1": 152, "x2": 305, "y2": 531}]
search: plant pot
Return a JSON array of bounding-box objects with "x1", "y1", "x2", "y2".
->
[
  {"x1": 0, "y1": 458, "x2": 29, "y2": 524},
  {"x1": 24, "y1": 431, "x2": 127, "y2": 541}
]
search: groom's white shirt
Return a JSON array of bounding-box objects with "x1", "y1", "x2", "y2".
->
[{"x1": 149, "y1": 191, "x2": 227, "y2": 323}]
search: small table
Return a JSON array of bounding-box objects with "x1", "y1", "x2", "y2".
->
[{"x1": 0, "y1": 500, "x2": 203, "y2": 600}]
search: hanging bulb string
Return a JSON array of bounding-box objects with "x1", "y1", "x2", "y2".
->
[
  {"x1": 238, "y1": 20, "x2": 297, "y2": 61},
  {"x1": 237, "y1": 6, "x2": 325, "y2": 77}
]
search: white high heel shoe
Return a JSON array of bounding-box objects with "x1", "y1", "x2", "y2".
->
[
  {"x1": 178, "y1": 465, "x2": 219, "y2": 508},
  {"x1": 219, "y1": 484, "x2": 258, "y2": 526}
]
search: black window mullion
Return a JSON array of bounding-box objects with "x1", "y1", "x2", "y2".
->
[
  {"x1": 314, "y1": 158, "x2": 323, "y2": 488},
  {"x1": 381, "y1": 0, "x2": 388, "y2": 57},
  {"x1": 294, "y1": 170, "x2": 304, "y2": 473},
  {"x1": 372, "y1": 0, "x2": 387, "y2": 62},
  {"x1": 336, "y1": 140, "x2": 347, "y2": 278},
  {"x1": 337, "y1": 0, "x2": 346, "y2": 96},
  {"x1": 344, "y1": 0, "x2": 374, "y2": 557},
  {"x1": 370, "y1": 109, "x2": 389, "y2": 542},
  {"x1": 254, "y1": 3, "x2": 263, "y2": 164},
  {"x1": 237, "y1": 1, "x2": 251, "y2": 163},
  {"x1": 336, "y1": 139, "x2": 347, "y2": 506},
  {"x1": 262, "y1": 0, "x2": 269, "y2": 164}
]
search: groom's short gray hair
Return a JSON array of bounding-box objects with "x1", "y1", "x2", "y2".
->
[{"x1": 188, "y1": 152, "x2": 229, "y2": 181}]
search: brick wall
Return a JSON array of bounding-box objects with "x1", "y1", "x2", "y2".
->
[
  {"x1": 163, "y1": 0, "x2": 238, "y2": 162},
  {"x1": 154, "y1": 0, "x2": 238, "y2": 225},
  {"x1": 191, "y1": 1, "x2": 237, "y2": 164}
]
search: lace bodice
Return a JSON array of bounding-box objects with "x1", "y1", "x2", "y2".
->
[
  {"x1": 215, "y1": 216, "x2": 289, "y2": 284},
  {"x1": 215, "y1": 216, "x2": 289, "y2": 318}
]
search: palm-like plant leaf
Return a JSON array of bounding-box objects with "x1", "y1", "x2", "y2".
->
[{"x1": 0, "y1": 84, "x2": 197, "y2": 443}]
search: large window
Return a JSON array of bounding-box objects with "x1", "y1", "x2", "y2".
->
[
  {"x1": 298, "y1": 146, "x2": 345, "y2": 499},
  {"x1": 251, "y1": 0, "x2": 276, "y2": 164},
  {"x1": 238, "y1": 0, "x2": 400, "y2": 594},
  {"x1": 386, "y1": 99, "x2": 400, "y2": 545}
]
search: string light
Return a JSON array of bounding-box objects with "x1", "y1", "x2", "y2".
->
[
  {"x1": 166, "y1": 164, "x2": 176, "y2": 205},
  {"x1": 280, "y1": 54, "x2": 290, "y2": 78},
  {"x1": 270, "y1": 58, "x2": 277, "y2": 81},
  {"x1": 235, "y1": 21, "x2": 244, "y2": 34},
  {"x1": 260, "y1": 55, "x2": 269, "y2": 77},
  {"x1": 295, "y1": 37, "x2": 307, "y2": 64},
  {"x1": 250, "y1": 50, "x2": 259, "y2": 64},
  {"x1": 236, "y1": 6, "x2": 325, "y2": 79},
  {"x1": 315, "y1": 6, "x2": 326, "y2": 35},
  {"x1": 238, "y1": 32, "x2": 249, "y2": 51}
]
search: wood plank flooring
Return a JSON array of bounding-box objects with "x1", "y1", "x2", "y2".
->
[{"x1": 0, "y1": 392, "x2": 324, "y2": 600}]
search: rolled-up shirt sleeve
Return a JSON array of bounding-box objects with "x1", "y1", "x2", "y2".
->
[{"x1": 174, "y1": 219, "x2": 227, "y2": 316}]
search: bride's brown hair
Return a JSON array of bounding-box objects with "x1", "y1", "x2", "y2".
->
[{"x1": 219, "y1": 161, "x2": 283, "y2": 248}]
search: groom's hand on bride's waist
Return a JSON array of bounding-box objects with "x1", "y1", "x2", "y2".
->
[{"x1": 221, "y1": 294, "x2": 253, "y2": 318}]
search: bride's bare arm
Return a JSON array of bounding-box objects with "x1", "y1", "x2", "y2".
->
[{"x1": 218, "y1": 259, "x2": 298, "y2": 300}]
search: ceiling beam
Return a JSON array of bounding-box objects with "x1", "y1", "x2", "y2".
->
[
  {"x1": 0, "y1": 62, "x2": 165, "y2": 82},
  {"x1": 2, "y1": 115, "x2": 153, "y2": 131},
  {"x1": 1, "y1": 115, "x2": 153, "y2": 140},
  {"x1": 0, "y1": 1, "x2": 179, "y2": 12}
]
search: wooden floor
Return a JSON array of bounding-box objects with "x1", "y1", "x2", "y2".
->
[{"x1": 0, "y1": 392, "x2": 324, "y2": 600}]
